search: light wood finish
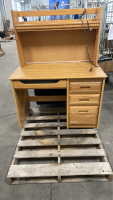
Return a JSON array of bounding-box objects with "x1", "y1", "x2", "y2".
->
[
  {"x1": 69, "y1": 94, "x2": 100, "y2": 106},
  {"x1": 97, "y1": 79, "x2": 105, "y2": 128},
  {"x1": 16, "y1": 20, "x2": 99, "y2": 32},
  {"x1": 68, "y1": 77, "x2": 105, "y2": 128},
  {"x1": 13, "y1": 80, "x2": 66, "y2": 89},
  {"x1": 69, "y1": 106, "x2": 98, "y2": 126},
  {"x1": 69, "y1": 124, "x2": 98, "y2": 128},
  {"x1": 17, "y1": 8, "x2": 98, "y2": 17},
  {"x1": 9, "y1": 63, "x2": 106, "y2": 80},
  {"x1": 69, "y1": 81, "x2": 102, "y2": 93},
  {"x1": 27, "y1": 96, "x2": 66, "y2": 102},
  {"x1": 17, "y1": 30, "x2": 96, "y2": 63},
  {"x1": 10, "y1": 7, "x2": 106, "y2": 130},
  {"x1": 11, "y1": 11, "x2": 25, "y2": 67},
  {"x1": 11, "y1": 81, "x2": 30, "y2": 129},
  {"x1": 11, "y1": 8, "x2": 103, "y2": 67},
  {"x1": 93, "y1": 7, "x2": 103, "y2": 65}
]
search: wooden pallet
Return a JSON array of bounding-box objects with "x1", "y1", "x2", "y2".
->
[{"x1": 7, "y1": 107, "x2": 113, "y2": 184}]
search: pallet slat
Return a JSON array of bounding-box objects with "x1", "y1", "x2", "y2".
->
[
  {"x1": 18, "y1": 138, "x2": 101, "y2": 147},
  {"x1": 26, "y1": 115, "x2": 66, "y2": 121},
  {"x1": 7, "y1": 162, "x2": 112, "y2": 178},
  {"x1": 30, "y1": 107, "x2": 66, "y2": 114},
  {"x1": 21, "y1": 129, "x2": 97, "y2": 136},
  {"x1": 24, "y1": 122, "x2": 66, "y2": 128},
  {"x1": 14, "y1": 149, "x2": 106, "y2": 158}
]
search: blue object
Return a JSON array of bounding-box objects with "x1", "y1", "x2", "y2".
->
[
  {"x1": 49, "y1": 0, "x2": 69, "y2": 20},
  {"x1": 24, "y1": 17, "x2": 27, "y2": 21},
  {"x1": 74, "y1": 14, "x2": 79, "y2": 19}
]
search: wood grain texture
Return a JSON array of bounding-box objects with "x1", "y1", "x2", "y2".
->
[
  {"x1": 69, "y1": 81, "x2": 102, "y2": 93},
  {"x1": 19, "y1": 30, "x2": 96, "y2": 63},
  {"x1": 9, "y1": 63, "x2": 106, "y2": 80},
  {"x1": 7, "y1": 124, "x2": 113, "y2": 183},
  {"x1": 93, "y1": 7, "x2": 103, "y2": 65},
  {"x1": 24, "y1": 122, "x2": 66, "y2": 129},
  {"x1": 11, "y1": 81, "x2": 30, "y2": 129},
  {"x1": 16, "y1": 21, "x2": 99, "y2": 32},
  {"x1": 97, "y1": 79, "x2": 105, "y2": 129},
  {"x1": 14, "y1": 149, "x2": 106, "y2": 158},
  {"x1": 69, "y1": 106, "x2": 98, "y2": 126},
  {"x1": 11, "y1": 7, "x2": 103, "y2": 67},
  {"x1": 17, "y1": 8, "x2": 98, "y2": 17},
  {"x1": 69, "y1": 94, "x2": 100, "y2": 106},
  {"x1": 13, "y1": 80, "x2": 66, "y2": 89},
  {"x1": 27, "y1": 96, "x2": 66, "y2": 102},
  {"x1": 26, "y1": 115, "x2": 66, "y2": 121},
  {"x1": 11, "y1": 11, "x2": 25, "y2": 67},
  {"x1": 7, "y1": 162, "x2": 112, "y2": 178},
  {"x1": 18, "y1": 137, "x2": 101, "y2": 147},
  {"x1": 21, "y1": 128, "x2": 98, "y2": 136}
]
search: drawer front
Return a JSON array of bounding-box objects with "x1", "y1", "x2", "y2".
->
[
  {"x1": 69, "y1": 81, "x2": 102, "y2": 93},
  {"x1": 13, "y1": 80, "x2": 66, "y2": 89},
  {"x1": 69, "y1": 94, "x2": 100, "y2": 106},
  {"x1": 69, "y1": 106, "x2": 98, "y2": 125}
]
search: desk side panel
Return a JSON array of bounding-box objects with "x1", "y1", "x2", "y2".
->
[
  {"x1": 11, "y1": 81, "x2": 30, "y2": 129},
  {"x1": 97, "y1": 78, "x2": 105, "y2": 129}
]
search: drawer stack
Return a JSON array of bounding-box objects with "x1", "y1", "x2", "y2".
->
[{"x1": 68, "y1": 79, "x2": 102, "y2": 128}]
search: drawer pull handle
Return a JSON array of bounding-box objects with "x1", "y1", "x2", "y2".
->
[
  {"x1": 80, "y1": 86, "x2": 90, "y2": 89},
  {"x1": 79, "y1": 99, "x2": 89, "y2": 101},
  {"x1": 79, "y1": 111, "x2": 88, "y2": 113}
]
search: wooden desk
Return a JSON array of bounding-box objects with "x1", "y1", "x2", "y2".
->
[
  {"x1": 9, "y1": 62, "x2": 106, "y2": 129},
  {"x1": 9, "y1": 7, "x2": 107, "y2": 129}
]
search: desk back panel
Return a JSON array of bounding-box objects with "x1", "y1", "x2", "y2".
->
[{"x1": 19, "y1": 29, "x2": 96, "y2": 63}]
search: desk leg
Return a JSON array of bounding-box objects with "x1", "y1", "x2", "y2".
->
[{"x1": 11, "y1": 81, "x2": 30, "y2": 129}]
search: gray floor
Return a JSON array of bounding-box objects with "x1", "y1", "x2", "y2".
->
[{"x1": 0, "y1": 40, "x2": 113, "y2": 200}]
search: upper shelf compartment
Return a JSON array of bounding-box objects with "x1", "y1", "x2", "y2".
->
[
  {"x1": 15, "y1": 19, "x2": 100, "y2": 32},
  {"x1": 11, "y1": 7, "x2": 103, "y2": 67},
  {"x1": 12, "y1": 7, "x2": 101, "y2": 32}
]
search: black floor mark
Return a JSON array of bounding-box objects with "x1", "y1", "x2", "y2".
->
[{"x1": 0, "y1": 112, "x2": 16, "y2": 118}]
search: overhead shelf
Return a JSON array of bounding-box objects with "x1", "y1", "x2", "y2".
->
[{"x1": 16, "y1": 20, "x2": 100, "y2": 32}]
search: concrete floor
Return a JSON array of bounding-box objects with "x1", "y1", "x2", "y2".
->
[{"x1": 0, "y1": 40, "x2": 113, "y2": 200}]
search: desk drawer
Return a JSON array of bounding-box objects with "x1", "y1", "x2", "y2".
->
[
  {"x1": 69, "y1": 81, "x2": 102, "y2": 93},
  {"x1": 69, "y1": 106, "x2": 98, "y2": 125},
  {"x1": 13, "y1": 80, "x2": 66, "y2": 89},
  {"x1": 69, "y1": 94, "x2": 100, "y2": 106}
]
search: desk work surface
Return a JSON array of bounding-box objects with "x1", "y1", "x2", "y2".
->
[{"x1": 9, "y1": 62, "x2": 106, "y2": 80}]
